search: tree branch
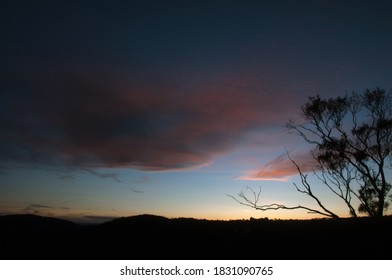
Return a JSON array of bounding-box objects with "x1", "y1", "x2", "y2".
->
[{"x1": 228, "y1": 185, "x2": 339, "y2": 219}]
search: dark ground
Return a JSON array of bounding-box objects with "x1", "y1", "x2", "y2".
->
[{"x1": 1, "y1": 214, "x2": 391, "y2": 260}]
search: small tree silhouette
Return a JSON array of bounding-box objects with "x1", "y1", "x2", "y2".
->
[{"x1": 232, "y1": 88, "x2": 392, "y2": 218}]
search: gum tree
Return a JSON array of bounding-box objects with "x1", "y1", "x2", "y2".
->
[{"x1": 232, "y1": 88, "x2": 392, "y2": 218}]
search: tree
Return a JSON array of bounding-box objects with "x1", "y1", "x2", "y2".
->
[{"x1": 232, "y1": 88, "x2": 392, "y2": 218}]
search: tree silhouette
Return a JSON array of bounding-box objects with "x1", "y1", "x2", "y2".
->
[{"x1": 232, "y1": 88, "x2": 392, "y2": 218}]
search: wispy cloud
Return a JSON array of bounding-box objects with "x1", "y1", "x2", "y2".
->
[
  {"x1": 239, "y1": 151, "x2": 315, "y2": 181},
  {"x1": 25, "y1": 204, "x2": 52, "y2": 210},
  {"x1": 133, "y1": 176, "x2": 150, "y2": 184},
  {"x1": 131, "y1": 188, "x2": 144, "y2": 194},
  {"x1": 23, "y1": 204, "x2": 71, "y2": 216},
  {"x1": 58, "y1": 175, "x2": 74, "y2": 181},
  {"x1": 81, "y1": 168, "x2": 123, "y2": 183},
  {"x1": 21, "y1": 204, "x2": 55, "y2": 215}
]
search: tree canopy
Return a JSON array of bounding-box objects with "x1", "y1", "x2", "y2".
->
[{"x1": 232, "y1": 88, "x2": 392, "y2": 218}]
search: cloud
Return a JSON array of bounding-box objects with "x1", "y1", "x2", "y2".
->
[
  {"x1": 26, "y1": 204, "x2": 52, "y2": 210},
  {"x1": 58, "y1": 175, "x2": 74, "y2": 181},
  {"x1": 81, "y1": 168, "x2": 123, "y2": 183},
  {"x1": 23, "y1": 204, "x2": 54, "y2": 216},
  {"x1": 1, "y1": 0, "x2": 390, "y2": 175},
  {"x1": 131, "y1": 188, "x2": 144, "y2": 194},
  {"x1": 133, "y1": 176, "x2": 150, "y2": 184},
  {"x1": 23, "y1": 204, "x2": 71, "y2": 216},
  {"x1": 0, "y1": 62, "x2": 303, "y2": 172},
  {"x1": 240, "y1": 151, "x2": 316, "y2": 181}
]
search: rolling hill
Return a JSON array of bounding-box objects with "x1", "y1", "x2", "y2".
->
[{"x1": 1, "y1": 214, "x2": 391, "y2": 260}]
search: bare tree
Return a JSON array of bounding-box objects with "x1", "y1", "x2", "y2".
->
[
  {"x1": 232, "y1": 88, "x2": 392, "y2": 218},
  {"x1": 229, "y1": 152, "x2": 340, "y2": 219},
  {"x1": 228, "y1": 187, "x2": 338, "y2": 218}
]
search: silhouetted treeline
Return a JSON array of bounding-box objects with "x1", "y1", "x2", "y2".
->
[{"x1": 1, "y1": 214, "x2": 391, "y2": 260}]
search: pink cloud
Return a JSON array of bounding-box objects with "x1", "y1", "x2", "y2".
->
[
  {"x1": 0, "y1": 64, "x2": 306, "y2": 171},
  {"x1": 239, "y1": 151, "x2": 316, "y2": 181}
]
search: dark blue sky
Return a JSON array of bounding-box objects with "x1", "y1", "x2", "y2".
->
[{"x1": 1, "y1": 0, "x2": 391, "y2": 221}]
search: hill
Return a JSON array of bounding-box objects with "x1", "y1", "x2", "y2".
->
[
  {"x1": 0, "y1": 214, "x2": 80, "y2": 231},
  {"x1": 1, "y1": 214, "x2": 391, "y2": 260}
]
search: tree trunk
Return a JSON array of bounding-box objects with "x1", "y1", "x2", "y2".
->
[{"x1": 377, "y1": 194, "x2": 385, "y2": 217}]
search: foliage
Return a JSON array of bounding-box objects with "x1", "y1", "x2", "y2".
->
[{"x1": 233, "y1": 88, "x2": 392, "y2": 218}]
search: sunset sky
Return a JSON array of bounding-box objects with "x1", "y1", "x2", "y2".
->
[{"x1": 1, "y1": 0, "x2": 391, "y2": 223}]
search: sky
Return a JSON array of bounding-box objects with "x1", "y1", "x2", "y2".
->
[{"x1": 1, "y1": 0, "x2": 392, "y2": 223}]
